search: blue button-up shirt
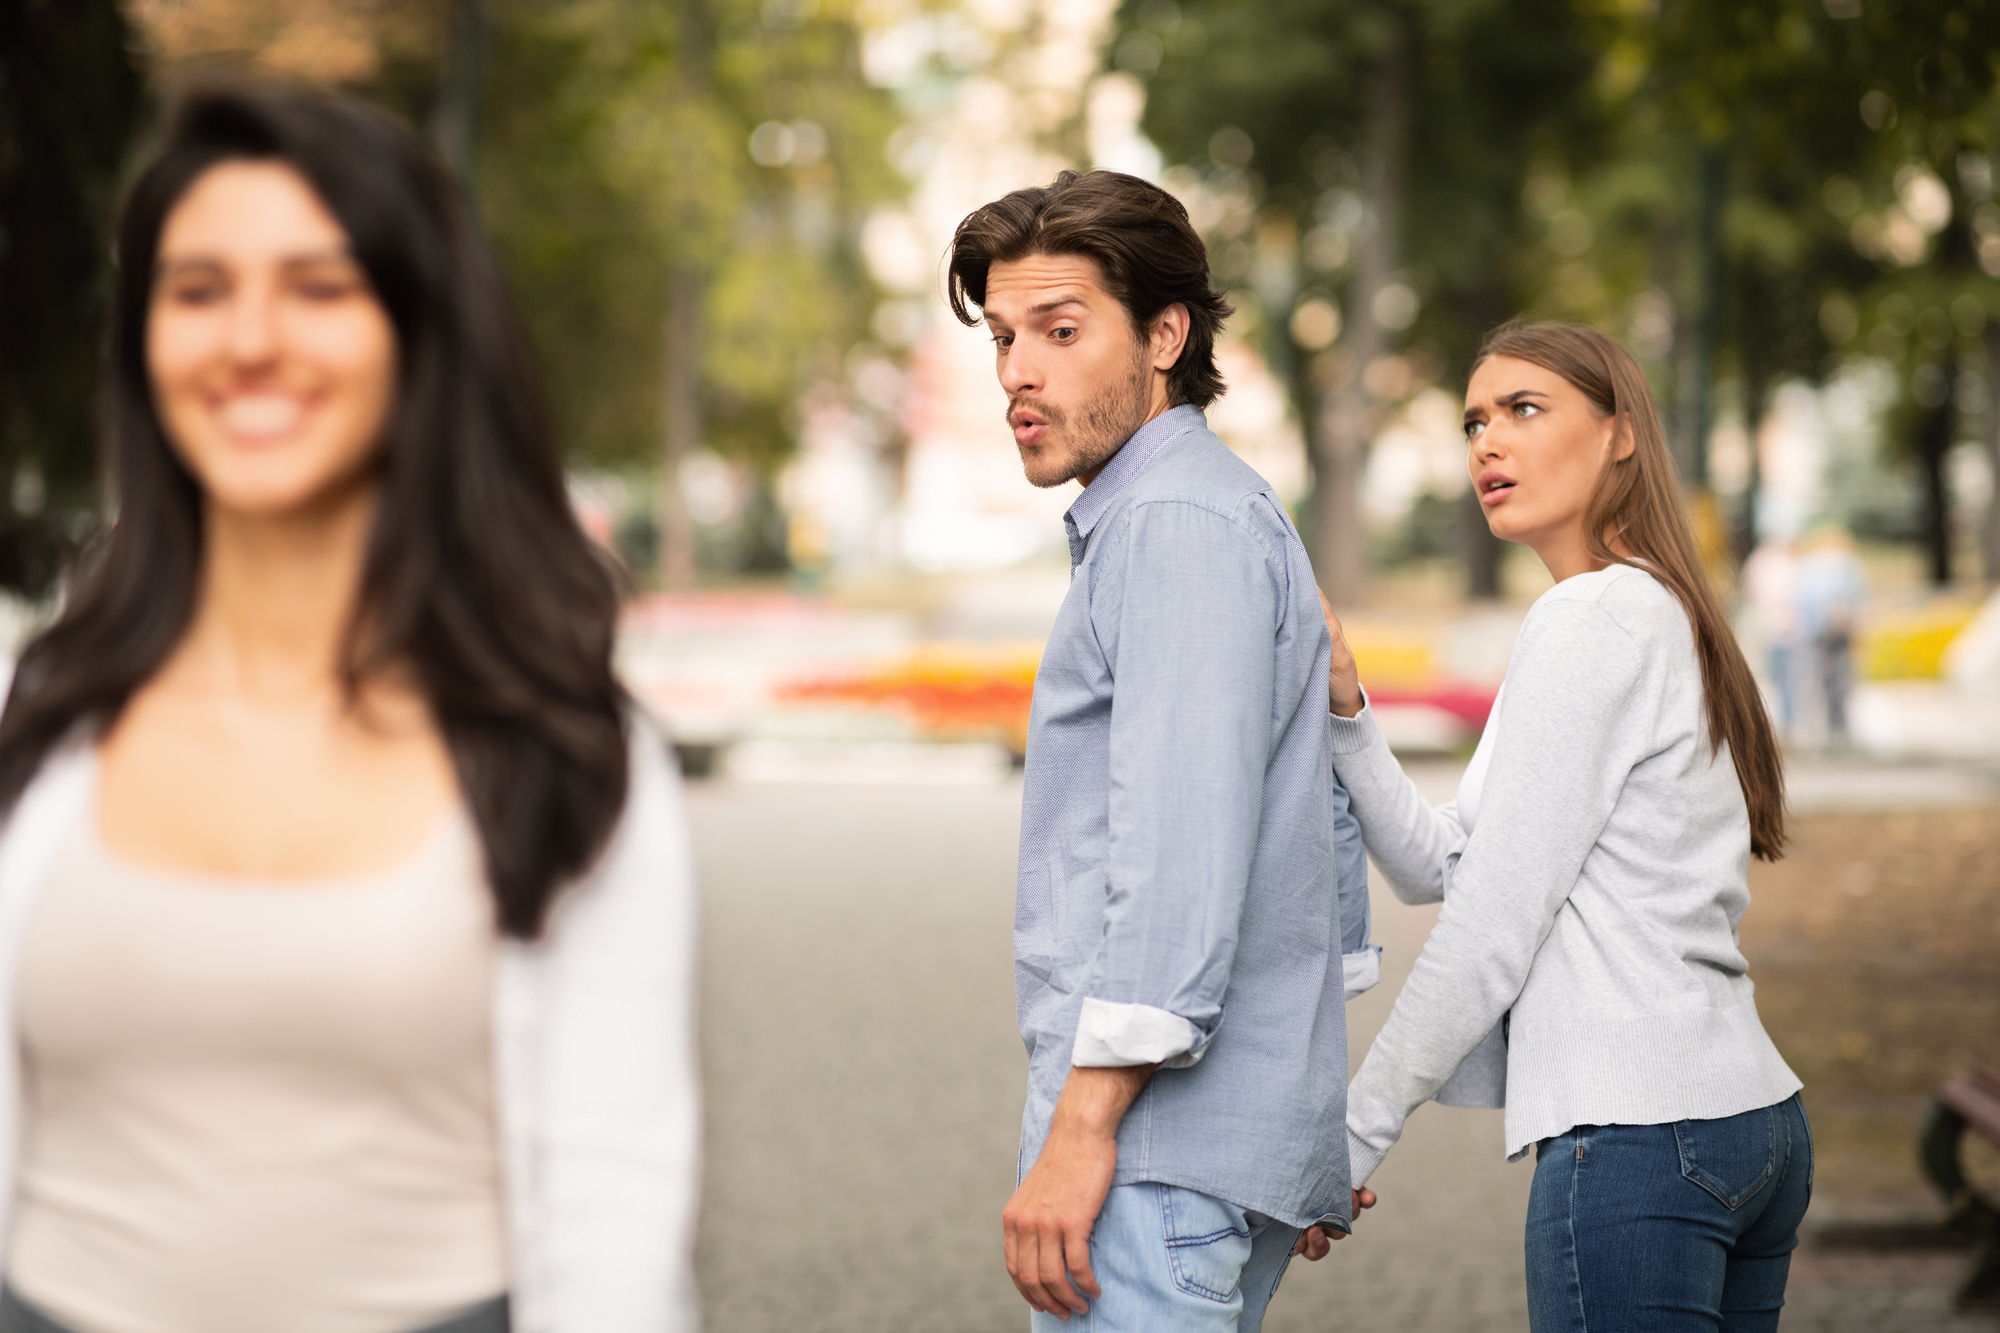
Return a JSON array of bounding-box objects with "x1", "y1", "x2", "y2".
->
[{"x1": 1014, "y1": 405, "x2": 1373, "y2": 1229}]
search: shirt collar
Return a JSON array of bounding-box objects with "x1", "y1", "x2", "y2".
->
[{"x1": 1063, "y1": 405, "x2": 1205, "y2": 560}]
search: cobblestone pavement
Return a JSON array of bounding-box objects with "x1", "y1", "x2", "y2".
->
[{"x1": 688, "y1": 771, "x2": 1998, "y2": 1331}]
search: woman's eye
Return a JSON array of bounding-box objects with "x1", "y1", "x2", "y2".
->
[
  {"x1": 1464, "y1": 421, "x2": 1484, "y2": 439},
  {"x1": 164, "y1": 281, "x2": 225, "y2": 305},
  {"x1": 1515, "y1": 402, "x2": 1541, "y2": 418}
]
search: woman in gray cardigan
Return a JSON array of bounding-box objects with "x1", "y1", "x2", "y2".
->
[{"x1": 1307, "y1": 322, "x2": 1808, "y2": 1331}]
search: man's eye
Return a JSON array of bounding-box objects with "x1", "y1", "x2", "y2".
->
[
  {"x1": 992, "y1": 335, "x2": 1013, "y2": 349},
  {"x1": 1051, "y1": 327, "x2": 1076, "y2": 341}
]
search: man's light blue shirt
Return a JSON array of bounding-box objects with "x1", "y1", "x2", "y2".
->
[{"x1": 1014, "y1": 404, "x2": 1374, "y2": 1230}]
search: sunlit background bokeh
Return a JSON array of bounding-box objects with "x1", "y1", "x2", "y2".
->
[
  {"x1": 6, "y1": 5, "x2": 2000, "y2": 1326},
  {"x1": 7, "y1": 0, "x2": 2000, "y2": 775}
]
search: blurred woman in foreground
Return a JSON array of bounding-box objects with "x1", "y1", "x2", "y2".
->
[
  {"x1": 0, "y1": 84, "x2": 698, "y2": 1333},
  {"x1": 1306, "y1": 322, "x2": 1809, "y2": 1331}
]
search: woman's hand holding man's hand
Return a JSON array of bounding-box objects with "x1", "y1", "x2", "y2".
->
[
  {"x1": 1292, "y1": 1187, "x2": 1377, "y2": 1260},
  {"x1": 1318, "y1": 589, "x2": 1365, "y2": 719}
]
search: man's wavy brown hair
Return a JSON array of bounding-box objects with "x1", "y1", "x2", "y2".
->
[{"x1": 946, "y1": 170, "x2": 1233, "y2": 408}]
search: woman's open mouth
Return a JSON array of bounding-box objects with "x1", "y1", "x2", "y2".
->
[{"x1": 1478, "y1": 472, "x2": 1517, "y2": 506}]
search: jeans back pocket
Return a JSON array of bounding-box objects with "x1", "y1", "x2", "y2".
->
[
  {"x1": 1674, "y1": 1104, "x2": 1777, "y2": 1210},
  {"x1": 1159, "y1": 1185, "x2": 1254, "y2": 1303}
]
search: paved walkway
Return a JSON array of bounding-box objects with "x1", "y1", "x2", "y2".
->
[{"x1": 687, "y1": 769, "x2": 1999, "y2": 1330}]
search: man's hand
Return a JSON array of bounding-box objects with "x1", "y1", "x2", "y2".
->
[
  {"x1": 1002, "y1": 1065, "x2": 1154, "y2": 1319},
  {"x1": 1292, "y1": 1188, "x2": 1377, "y2": 1261}
]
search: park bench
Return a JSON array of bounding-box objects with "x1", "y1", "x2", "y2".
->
[{"x1": 1920, "y1": 1066, "x2": 2000, "y2": 1310}]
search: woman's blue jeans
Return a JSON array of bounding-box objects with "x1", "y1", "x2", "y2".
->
[{"x1": 1526, "y1": 1093, "x2": 1812, "y2": 1332}]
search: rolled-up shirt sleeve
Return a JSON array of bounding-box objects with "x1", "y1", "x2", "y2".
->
[
  {"x1": 1076, "y1": 496, "x2": 1280, "y2": 1064},
  {"x1": 1072, "y1": 997, "x2": 1204, "y2": 1068}
]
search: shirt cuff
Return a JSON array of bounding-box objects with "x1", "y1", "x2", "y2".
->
[
  {"x1": 1072, "y1": 997, "x2": 1204, "y2": 1069},
  {"x1": 1329, "y1": 688, "x2": 1383, "y2": 757},
  {"x1": 1342, "y1": 946, "x2": 1382, "y2": 1001}
]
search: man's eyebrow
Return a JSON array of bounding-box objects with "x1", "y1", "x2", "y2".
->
[{"x1": 1027, "y1": 294, "x2": 1089, "y2": 316}]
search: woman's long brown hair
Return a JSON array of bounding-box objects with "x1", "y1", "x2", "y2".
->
[{"x1": 1478, "y1": 321, "x2": 1786, "y2": 860}]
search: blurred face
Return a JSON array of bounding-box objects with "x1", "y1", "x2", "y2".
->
[
  {"x1": 982, "y1": 253, "x2": 1153, "y2": 488},
  {"x1": 147, "y1": 160, "x2": 396, "y2": 520},
  {"x1": 1462, "y1": 355, "x2": 1631, "y2": 555}
]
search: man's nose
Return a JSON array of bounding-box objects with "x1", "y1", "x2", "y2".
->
[{"x1": 999, "y1": 344, "x2": 1040, "y2": 398}]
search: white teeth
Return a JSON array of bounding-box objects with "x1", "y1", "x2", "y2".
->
[{"x1": 219, "y1": 394, "x2": 303, "y2": 437}]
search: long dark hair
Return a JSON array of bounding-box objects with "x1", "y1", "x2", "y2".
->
[
  {"x1": 0, "y1": 82, "x2": 629, "y2": 938},
  {"x1": 1477, "y1": 320, "x2": 1786, "y2": 861}
]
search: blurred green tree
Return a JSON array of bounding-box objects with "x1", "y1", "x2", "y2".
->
[
  {"x1": 1515, "y1": 0, "x2": 2000, "y2": 582},
  {"x1": 1118, "y1": 0, "x2": 1596, "y2": 601},
  {"x1": 0, "y1": 0, "x2": 144, "y2": 596},
  {"x1": 480, "y1": 0, "x2": 903, "y2": 587}
]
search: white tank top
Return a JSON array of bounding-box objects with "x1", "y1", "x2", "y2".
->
[
  {"x1": 6, "y1": 811, "x2": 507, "y2": 1333},
  {"x1": 1456, "y1": 681, "x2": 1506, "y2": 834}
]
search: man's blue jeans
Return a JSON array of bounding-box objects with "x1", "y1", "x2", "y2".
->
[
  {"x1": 1526, "y1": 1093, "x2": 1813, "y2": 1332},
  {"x1": 1028, "y1": 1183, "x2": 1302, "y2": 1332}
]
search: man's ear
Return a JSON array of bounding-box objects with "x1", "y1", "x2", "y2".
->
[{"x1": 1150, "y1": 303, "x2": 1191, "y2": 371}]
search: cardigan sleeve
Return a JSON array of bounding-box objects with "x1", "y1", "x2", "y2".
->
[
  {"x1": 1344, "y1": 600, "x2": 1647, "y2": 1185},
  {"x1": 1328, "y1": 694, "x2": 1468, "y2": 906},
  {"x1": 513, "y1": 720, "x2": 702, "y2": 1333}
]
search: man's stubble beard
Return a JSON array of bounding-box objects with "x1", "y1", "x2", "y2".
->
[{"x1": 1013, "y1": 352, "x2": 1154, "y2": 489}]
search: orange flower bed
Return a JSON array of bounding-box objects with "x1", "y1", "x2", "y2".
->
[{"x1": 778, "y1": 647, "x2": 1040, "y2": 756}]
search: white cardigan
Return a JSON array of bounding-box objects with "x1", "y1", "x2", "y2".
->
[{"x1": 0, "y1": 721, "x2": 701, "y2": 1332}]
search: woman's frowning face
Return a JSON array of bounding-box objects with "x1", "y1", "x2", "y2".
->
[
  {"x1": 1462, "y1": 354, "x2": 1629, "y2": 554},
  {"x1": 147, "y1": 159, "x2": 396, "y2": 521}
]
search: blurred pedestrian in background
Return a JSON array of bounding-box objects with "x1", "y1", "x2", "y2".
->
[
  {"x1": 1795, "y1": 523, "x2": 1869, "y2": 749},
  {"x1": 1321, "y1": 323, "x2": 1809, "y2": 1332},
  {"x1": 1741, "y1": 535, "x2": 1802, "y2": 741},
  {"x1": 0, "y1": 84, "x2": 698, "y2": 1333}
]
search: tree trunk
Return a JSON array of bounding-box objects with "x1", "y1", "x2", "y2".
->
[
  {"x1": 432, "y1": 0, "x2": 484, "y2": 188},
  {"x1": 1461, "y1": 490, "x2": 1502, "y2": 598},
  {"x1": 1914, "y1": 359, "x2": 1956, "y2": 589},
  {"x1": 1310, "y1": 22, "x2": 1409, "y2": 605},
  {"x1": 657, "y1": 265, "x2": 703, "y2": 593},
  {"x1": 1985, "y1": 330, "x2": 2000, "y2": 584},
  {"x1": 1674, "y1": 147, "x2": 1726, "y2": 491}
]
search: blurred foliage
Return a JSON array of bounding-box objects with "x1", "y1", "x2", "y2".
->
[
  {"x1": 1130, "y1": 0, "x2": 1594, "y2": 379},
  {"x1": 1116, "y1": 0, "x2": 2000, "y2": 583},
  {"x1": 479, "y1": 0, "x2": 903, "y2": 478},
  {"x1": 118, "y1": 0, "x2": 906, "y2": 589},
  {"x1": 0, "y1": 0, "x2": 145, "y2": 597}
]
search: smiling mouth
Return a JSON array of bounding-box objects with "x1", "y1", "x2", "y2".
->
[{"x1": 218, "y1": 393, "x2": 306, "y2": 439}]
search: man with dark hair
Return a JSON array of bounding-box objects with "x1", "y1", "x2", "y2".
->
[{"x1": 948, "y1": 170, "x2": 1377, "y2": 1329}]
